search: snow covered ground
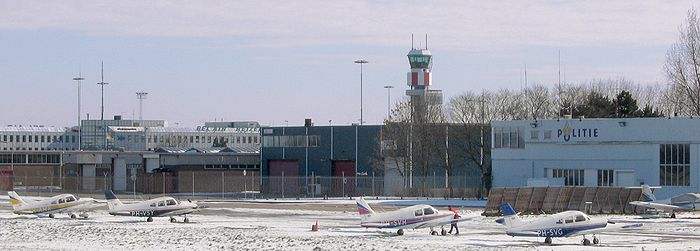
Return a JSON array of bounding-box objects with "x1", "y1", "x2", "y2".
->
[{"x1": 2, "y1": 198, "x2": 700, "y2": 250}]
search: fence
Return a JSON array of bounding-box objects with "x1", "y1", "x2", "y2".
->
[
  {"x1": 482, "y1": 186, "x2": 646, "y2": 216},
  {"x1": 0, "y1": 173, "x2": 484, "y2": 199}
]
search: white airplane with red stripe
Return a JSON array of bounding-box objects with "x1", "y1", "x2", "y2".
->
[{"x1": 355, "y1": 197, "x2": 473, "y2": 236}]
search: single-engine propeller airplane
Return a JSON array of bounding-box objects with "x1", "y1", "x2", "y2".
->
[
  {"x1": 105, "y1": 190, "x2": 199, "y2": 222},
  {"x1": 629, "y1": 184, "x2": 700, "y2": 218},
  {"x1": 8, "y1": 191, "x2": 100, "y2": 219},
  {"x1": 496, "y1": 203, "x2": 642, "y2": 246},
  {"x1": 355, "y1": 197, "x2": 474, "y2": 236}
]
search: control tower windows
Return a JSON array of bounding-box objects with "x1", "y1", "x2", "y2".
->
[{"x1": 409, "y1": 55, "x2": 431, "y2": 69}]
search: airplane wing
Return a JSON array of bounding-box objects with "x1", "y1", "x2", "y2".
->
[
  {"x1": 413, "y1": 213, "x2": 479, "y2": 229},
  {"x1": 574, "y1": 222, "x2": 643, "y2": 236},
  {"x1": 629, "y1": 201, "x2": 682, "y2": 211}
]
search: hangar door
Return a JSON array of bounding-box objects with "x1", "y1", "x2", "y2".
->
[
  {"x1": 332, "y1": 160, "x2": 355, "y2": 196},
  {"x1": 268, "y1": 160, "x2": 299, "y2": 196}
]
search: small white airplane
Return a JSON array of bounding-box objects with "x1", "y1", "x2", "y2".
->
[
  {"x1": 355, "y1": 197, "x2": 473, "y2": 236},
  {"x1": 496, "y1": 203, "x2": 642, "y2": 246},
  {"x1": 629, "y1": 184, "x2": 700, "y2": 218},
  {"x1": 8, "y1": 191, "x2": 100, "y2": 219},
  {"x1": 105, "y1": 190, "x2": 199, "y2": 222}
]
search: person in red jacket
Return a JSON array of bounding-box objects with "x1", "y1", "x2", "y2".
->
[{"x1": 447, "y1": 206, "x2": 460, "y2": 235}]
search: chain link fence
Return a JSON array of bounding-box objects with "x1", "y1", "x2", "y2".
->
[{"x1": 0, "y1": 173, "x2": 484, "y2": 199}]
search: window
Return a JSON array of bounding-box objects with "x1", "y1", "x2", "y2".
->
[
  {"x1": 598, "y1": 169, "x2": 614, "y2": 186},
  {"x1": 660, "y1": 144, "x2": 690, "y2": 186},
  {"x1": 59, "y1": 198, "x2": 65, "y2": 204},
  {"x1": 575, "y1": 215, "x2": 586, "y2": 222},
  {"x1": 493, "y1": 127, "x2": 524, "y2": 149},
  {"x1": 551, "y1": 169, "x2": 584, "y2": 186},
  {"x1": 415, "y1": 209, "x2": 423, "y2": 216},
  {"x1": 530, "y1": 130, "x2": 539, "y2": 140},
  {"x1": 150, "y1": 203, "x2": 156, "y2": 207},
  {"x1": 167, "y1": 199, "x2": 177, "y2": 206},
  {"x1": 158, "y1": 201, "x2": 166, "y2": 207},
  {"x1": 565, "y1": 217, "x2": 574, "y2": 224},
  {"x1": 66, "y1": 196, "x2": 75, "y2": 202},
  {"x1": 544, "y1": 130, "x2": 552, "y2": 140},
  {"x1": 423, "y1": 207, "x2": 435, "y2": 215}
]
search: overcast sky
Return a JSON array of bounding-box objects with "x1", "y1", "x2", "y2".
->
[{"x1": 0, "y1": 1, "x2": 696, "y2": 128}]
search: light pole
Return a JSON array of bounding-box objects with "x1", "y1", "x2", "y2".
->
[
  {"x1": 383, "y1": 85, "x2": 394, "y2": 120},
  {"x1": 136, "y1": 91, "x2": 148, "y2": 125},
  {"x1": 354, "y1": 59, "x2": 368, "y2": 125},
  {"x1": 72, "y1": 73, "x2": 84, "y2": 150},
  {"x1": 97, "y1": 62, "x2": 109, "y2": 150}
]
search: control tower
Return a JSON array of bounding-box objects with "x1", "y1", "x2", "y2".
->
[{"x1": 406, "y1": 40, "x2": 443, "y2": 119}]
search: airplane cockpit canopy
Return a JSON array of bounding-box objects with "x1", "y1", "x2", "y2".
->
[
  {"x1": 423, "y1": 207, "x2": 436, "y2": 215},
  {"x1": 166, "y1": 199, "x2": 177, "y2": 206},
  {"x1": 65, "y1": 196, "x2": 76, "y2": 202}
]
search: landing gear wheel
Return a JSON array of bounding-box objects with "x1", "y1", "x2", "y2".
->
[
  {"x1": 147, "y1": 217, "x2": 153, "y2": 222},
  {"x1": 671, "y1": 213, "x2": 677, "y2": 218},
  {"x1": 441, "y1": 229, "x2": 447, "y2": 236},
  {"x1": 431, "y1": 230, "x2": 438, "y2": 235},
  {"x1": 49, "y1": 214, "x2": 55, "y2": 219},
  {"x1": 70, "y1": 214, "x2": 77, "y2": 219},
  {"x1": 170, "y1": 217, "x2": 176, "y2": 223},
  {"x1": 80, "y1": 213, "x2": 89, "y2": 219},
  {"x1": 544, "y1": 237, "x2": 552, "y2": 244},
  {"x1": 184, "y1": 217, "x2": 189, "y2": 223},
  {"x1": 397, "y1": 229, "x2": 404, "y2": 235},
  {"x1": 582, "y1": 238, "x2": 591, "y2": 246},
  {"x1": 593, "y1": 237, "x2": 600, "y2": 245}
]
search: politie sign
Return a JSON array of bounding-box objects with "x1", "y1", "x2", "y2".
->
[{"x1": 557, "y1": 121, "x2": 599, "y2": 142}]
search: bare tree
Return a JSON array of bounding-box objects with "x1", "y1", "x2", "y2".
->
[{"x1": 665, "y1": 9, "x2": 700, "y2": 116}]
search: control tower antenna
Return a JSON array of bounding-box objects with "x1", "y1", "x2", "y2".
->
[
  {"x1": 425, "y1": 34, "x2": 428, "y2": 50},
  {"x1": 411, "y1": 33, "x2": 414, "y2": 49}
]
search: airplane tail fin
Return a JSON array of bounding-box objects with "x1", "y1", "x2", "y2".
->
[
  {"x1": 8, "y1": 191, "x2": 26, "y2": 209},
  {"x1": 355, "y1": 197, "x2": 375, "y2": 218},
  {"x1": 496, "y1": 203, "x2": 522, "y2": 227},
  {"x1": 104, "y1": 190, "x2": 123, "y2": 210},
  {"x1": 641, "y1": 184, "x2": 656, "y2": 202}
]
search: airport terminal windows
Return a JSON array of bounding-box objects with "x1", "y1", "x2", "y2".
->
[
  {"x1": 659, "y1": 144, "x2": 690, "y2": 186},
  {"x1": 598, "y1": 169, "x2": 614, "y2": 186},
  {"x1": 551, "y1": 169, "x2": 584, "y2": 186}
]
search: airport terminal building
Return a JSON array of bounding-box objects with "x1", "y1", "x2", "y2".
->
[{"x1": 492, "y1": 117, "x2": 700, "y2": 199}]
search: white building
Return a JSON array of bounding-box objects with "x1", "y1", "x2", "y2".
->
[
  {"x1": 110, "y1": 126, "x2": 260, "y2": 151},
  {"x1": 492, "y1": 117, "x2": 700, "y2": 199},
  {"x1": 0, "y1": 126, "x2": 78, "y2": 151}
]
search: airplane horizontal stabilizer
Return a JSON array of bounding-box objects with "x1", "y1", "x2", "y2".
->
[{"x1": 500, "y1": 203, "x2": 517, "y2": 216}]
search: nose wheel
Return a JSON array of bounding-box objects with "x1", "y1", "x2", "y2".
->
[
  {"x1": 170, "y1": 217, "x2": 177, "y2": 223},
  {"x1": 397, "y1": 229, "x2": 404, "y2": 235},
  {"x1": 544, "y1": 237, "x2": 552, "y2": 244},
  {"x1": 147, "y1": 217, "x2": 153, "y2": 222}
]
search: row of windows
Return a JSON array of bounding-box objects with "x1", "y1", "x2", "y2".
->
[
  {"x1": 493, "y1": 127, "x2": 524, "y2": 149},
  {"x1": 530, "y1": 130, "x2": 553, "y2": 140},
  {"x1": 204, "y1": 164, "x2": 260, "y2": 169},
  {"x1": 1, "y1": 134, "x2": 76, "y2": 143},
  {"x1": 262, "y1": 135, "x2": 321, "y2": 147},
  {"x1": 137, "y1": 135, "x2": 259, "y2": 145},
  {"x1": 552, "y1": 169, "x2": 585, "y2": 186},
  {"x1": 0, "y1": 153, "x2": 61, "y2": 164},
  {"x1": 3, "y1": 147, "x2": 77, "y2": 151}
]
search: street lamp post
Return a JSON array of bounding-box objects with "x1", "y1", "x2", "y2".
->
[
  {"x1": 383, "y1": 85, "x2": 394, "y2": 120},
  {"x1": 354, "y1": 59, "x2": 368, "y2": 125},
  {"x1": 97, "y1": 62, "x2": 109, "y2": 150},
  {"x1": 72, "y1": 73, "x2": 84, "y2": 150}
]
